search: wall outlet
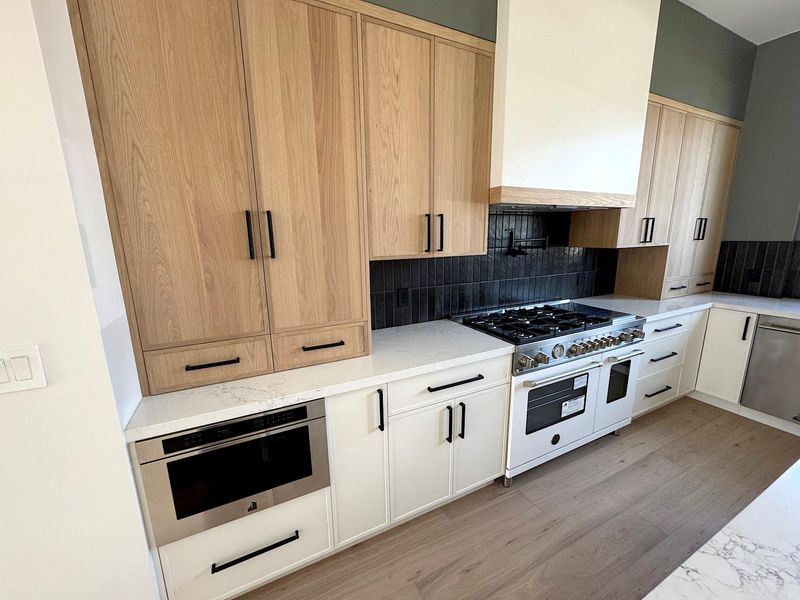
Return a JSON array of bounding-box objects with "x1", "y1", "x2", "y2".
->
[{"x1": 0, "y1": 345, "x2": 47, "y2": 394}]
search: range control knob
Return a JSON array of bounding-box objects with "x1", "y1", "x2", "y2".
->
[
  {"x1": 610, "y1": 336, "x2": 621, "y2": 345},
  {"x1": 579, "y1": 342, "x2": 592, "y2": 353},
  {"x1": 568, "y1": 344, "x2": 582, "y2": 356},
  {"x1": 552, "y1": 344, "x2": 565, "y2": 359},
  {"x1": 618, "y1": 332, "x2": 634, "y2": 342},
  {"x1": 518, "y1": 354, "x2": 536, "y2": 369},
  {"x1": 632, "y1": 329, "x2": 646, "y2": 339},
  {"x1": 534, "y1": 352, "x2": 550, "y2": 366}
]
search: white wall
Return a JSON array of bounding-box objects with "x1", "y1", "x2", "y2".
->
[
  {"x1": 491, "y1": 0, "x2": 661, "y2": 195},
  {"x1": 30, "y1": 0, "x2": 142, "y2": 427},
  {"x1": 0, "y1": 1, "x2": 157, "y2": 598}
]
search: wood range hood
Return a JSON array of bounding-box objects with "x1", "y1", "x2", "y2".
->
[{"x1": 489, "y1": 0, "x2": 661, "y2": 209}]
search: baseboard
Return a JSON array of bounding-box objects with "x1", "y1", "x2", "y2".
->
[{"x1": 688, "y1": 391, "x2": 800, "y2": 437}]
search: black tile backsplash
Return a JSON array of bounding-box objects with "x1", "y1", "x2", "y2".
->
[
  {"x1": 714, "y1": 241, "x2": 799, "y2": 298},
  {"x1": 369, "y1": 211, "x2": 618, "y2": 329}
]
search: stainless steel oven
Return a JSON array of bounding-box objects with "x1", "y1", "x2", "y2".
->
[{"x1": 135, "y1": 399, "x2": 329, "y2": 546}]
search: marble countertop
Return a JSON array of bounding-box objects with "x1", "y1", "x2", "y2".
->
[
  {"x1": 646, "y1": 457, "x2": 800, "y2": 599},
  {"x1": 577, "y1": 292, "x2": 800, "y2": 321},
  {"x1": 124, "y1": 319, "x2": 513, "y2": 442}
]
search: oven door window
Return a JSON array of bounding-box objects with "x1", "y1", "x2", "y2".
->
[
  {"x1": 167, "y1": 426, "x2": 312, "y2": 520},
  {"x1": 526, "y1": 373, "x2": 589, "y2": 434},
  {"x1": 607, "y1": 360, "x2": 632, "y2": 404}
]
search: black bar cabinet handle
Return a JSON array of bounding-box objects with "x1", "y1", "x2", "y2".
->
[
  {"x1": 693, "y1": 218, "x2": 703, "y2": 241},
  {"x1": 445, "y1": 405, "x2": 453, "y2": 443},
  {"x1": 654, "y1": 323, "x2": 683, "y2": 333},
  {"x1": 424, "y1": 214, "x2": 432, "y2": 252},
  {"x1": 742, "y1": 316, "x2": 752, "y2": 341},
  {"x1": 645, "y1": 385, "x2": 672, "y2": 399},
  {"x1": 265, "y1": 210, "x2": 276, "y2": 259},
  {"x1": 648, "y1": 218, "x2": 656, "y2": 243},
  {"x1": 458, "y1": 401, "x2": 466, "y2": 439},
  {"x1": 245, "y1": 210, "x2": 255, "y2": 260},
  {"x1": 437, "y1": 213, "x2": 444, "y2": 252},
  {"x1": 427, "y1": 374, "x2": 484, "y2": 393},
  {"x1": 377, "y1": 388, "x2": 385, "y2": 432},
  {"x1": 640, "y1": 218, "x2": 649, "y2": 244},
  {"x1": 302, "y1": 340, "x2": 345, "y2": 352},
  {"x1": 211, "y1": 530, "x2": 300, "y2": 574},
  {"x1": 185, "y1": 357, "x2": 240, "y2": 372},
  {"x1": 696, "y1": 281, "x2": 712, "y2": 287},
  {"x1": 650, "y1": 351, "x2": 678, "y2": 363},
  {"x1": 701, "y1": 218, "x2": 709, "y2": 240},
  {"x1": 669, "y1": 285, "x2": 688, "y2": 291}
]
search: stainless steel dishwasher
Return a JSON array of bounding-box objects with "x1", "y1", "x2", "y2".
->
[{"x1": 741, "y1": 315, "x2": 800, "y2": 423}]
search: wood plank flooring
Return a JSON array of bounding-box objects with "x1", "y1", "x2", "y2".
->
[{"x1": 241, "y1": 398, "x2": 800, "y2": 600}]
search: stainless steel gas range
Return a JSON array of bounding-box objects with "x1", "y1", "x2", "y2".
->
[{"x1": 453, "y1": 301, "x2": 647, "y2": 485}]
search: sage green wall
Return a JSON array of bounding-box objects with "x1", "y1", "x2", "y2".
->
[
  {"x1": 724, "y1": 31, "x2": 800, "y2": 241},
  {"x1": 650, "y1": 0, "x2": 756, "y2": 120},
  {"x1": 365, "y1": 0, "x2": 497, "y2": 41}
]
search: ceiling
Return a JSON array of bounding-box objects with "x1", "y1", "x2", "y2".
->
[{"x1": 680, "y1": 0, "x2": 800, "y2": 44}]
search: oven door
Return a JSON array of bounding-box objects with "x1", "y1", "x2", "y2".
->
[
  {"x1": 508, "y1": 356, "x2": 602, "y2": 476},
  {"x1": 594, "y1": 348, "x2": 643, "y2": 432},
  {"x1": 139, "y1": 418, "x2": 329, "y2": 546}
]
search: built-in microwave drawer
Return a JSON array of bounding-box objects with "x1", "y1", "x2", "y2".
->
[
  {"x1": 388, "y1": 355, "x2": 510, "y2": 414},
  {"x1": 144, "y1": 336, "x2": 273, "y2": 395},
  {"x1": 633, "y1": 366, "x2": 682, "y2": 417},
  {"x1": 272, "y1": 322, "x2": 367, "y2": 371},
  {"x1": 159, "y1": 488, "x2": 332, "y2": 600},
  {"x1": 638, "y1": 334, "x2": 687, "y2": 379}
]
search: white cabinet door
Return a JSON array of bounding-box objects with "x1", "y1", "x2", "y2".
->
[
  {"x1": 679, "y1": 309, "x2": 708, "y2": 395},
  {"x1": 453, "y1": 385, "x2": 508, "y2": 495},
  {"x1": 696, "y1": 308, "x2": 757, "y2": 403},
  {"x1": 326, "y1": 387, "x2": 389, "y2": 547},
  {"x1": 389, "y1": 401, "x2": 453, "y2": 521}
]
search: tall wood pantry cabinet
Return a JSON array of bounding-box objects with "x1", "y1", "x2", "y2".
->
[
  {"x1": 570, "y1": 95, "x2": 741, "y2": 300},
  {"x1": 72, "y1": 0, "x2": 369, "y2": 394}
]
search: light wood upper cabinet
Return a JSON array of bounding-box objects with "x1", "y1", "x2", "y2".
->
[
  {"x1": 433, "y1": 41, "x2": 492, "y2": 256},
  {"x1": 78, "y1": 0, "x2": 268, "y2": 350},
  {"x1": 692, "y1": 123, "x2": 740, "y2": 277},
  {"x1": 362, "y1": 19, "x2": 433, "y2": 259},
  {"x1": 239, "y1": 0, "x2": 367, "y2": 332},
  {"x1": 666, "y1": 114, "x2": 715, "y2": 280},
  {"x1": 646, "y1": 107, "x2": 686, "y2": 245}
]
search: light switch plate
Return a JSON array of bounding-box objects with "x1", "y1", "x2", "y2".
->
[{"x1": 0, "y1": 345, "x2": 47, "y2": 393}]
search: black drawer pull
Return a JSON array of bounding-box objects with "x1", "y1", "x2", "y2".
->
[
  {"x1": 244, "y1": 210, "x2": 255, "y2": 260},
  {"x1": 458, "y1": 401, "x2": 466, "y2": 439},
  {"x1": 302, "y1": 340, "x2": 345, "y2": 352},
  {"x1": 654, "y1": 323, "x2": 683, "y2": 333},
  {"x1": 427, "y1": 374, "x2": 484, "y2": 393},
  {"x1": 377, "y1": 388, "x2": 385, "y2": 432},
  {"x1": 645, "y1": 385, "x2": 672, "y2": 399},
  {"x1": 696, "y1": 281, "x2": 712, "y2": 287},
  {"x1": 211, "y1": 530, "x2": 300, "y2": 574},
  {"x1": 669, "y1": 285, "x2": 687, "y2": 291},
  {"x1": 185, "y1": 357, "x2": 240, "y2": 372},
  {"x1": 650, "y1": 352, "x2": 678, "y2": 363},
  {"x1": 265, "y1": 210, "x2": 276, "y2": 259},
  {"x1": 446, "y1": 405, "x2": 453, "y2": 443}
]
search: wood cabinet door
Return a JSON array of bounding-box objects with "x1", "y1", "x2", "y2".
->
[
  {"x1": 433, "y1": 41, "x2": 492, "y2": 256},
  {"x1": 665, "y1": 115, "x2": 715, "y2": 279},
  {"x1": 692, "y1": 123, "x2": 740, "y2": 277},
  {"x1": 646, "y1": 107, "x2": 687, "y2": 245},
  {"x1": 362, "y1": 19, "x2": 433, "y2": 259},
  {"x1": 327, "y1": 387, "x2": 389, "y2": 547},
  {"x1": 79, "y1": 0, "x2": 268, "y2": 349},
  {"x1": 239, "y1": 0, "x2": 367, "y2": 332},
  {"x1": 389, "y1": 402, "x2": 453, "y2": 521},
  {"x1": 696, "y1": 309, "x2": 756, "y2": 404},
  {"x1": 453, "y1": 386, "x2": 508, "y2": 495},
  {"x1": 618, "y1": 102, "x2": 661, "y2": 247}
]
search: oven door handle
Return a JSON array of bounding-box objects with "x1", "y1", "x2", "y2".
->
[
  {"x1": 607, "y1": 350, "x2": 644, "y2": 363},
  {"x1": 522, "y1": 362, "x2": 602, "y2": 388}
]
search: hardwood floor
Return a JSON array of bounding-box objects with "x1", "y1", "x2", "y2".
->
[{"x1": 241, "y1": 397, "x2": 800, "y2": 600}]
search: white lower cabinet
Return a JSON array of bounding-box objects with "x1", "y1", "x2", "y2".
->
[
  {"x1": 327, "y1": 386, "x2": 389, "y2": 547},
  {"x1": 389, "y1": 384, "x2": 509, "y2": 522},
  {"x1": 159, "y1": 488, "x2": 332, "y2": 600},
  {"x1": 680, "y1": 309, "x2": 708, "y2": 395},
  {"x1": 696, "y1": 308, "x2": 757, "y2": 404}
]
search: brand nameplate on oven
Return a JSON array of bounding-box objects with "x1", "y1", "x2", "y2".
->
[
  {"x1": 562, "y1": 396, "x2": 585, "y2": 417},
  {"x1": 573, "y1": 374, "x2": 589, "y2": 390}
]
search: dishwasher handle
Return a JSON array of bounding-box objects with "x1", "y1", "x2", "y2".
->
[{"x1": 759, "y1": 323, "x2": 800, "y2": 336}]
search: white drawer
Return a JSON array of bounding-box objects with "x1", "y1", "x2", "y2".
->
[
  {"x1": 638, "y1": 334, "x2": 688, "y2": 379},
  {"x1": 634, "y1": 366, "x2": 682, "y2": 417},
  {"x1": 159, "y1": 489, "x2": 332, "y2": 600},
  {"x1": 643, "y1": 310, "x2": 703, "y2": 342},
  {"x1": 388, "y1": 355, "x2": 510, "y2": 414}
]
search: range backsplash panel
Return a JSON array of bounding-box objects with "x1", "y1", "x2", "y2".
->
[
  {"x1": 714, "y1": 241, "x2": 799, "y2": 298},
  {"x1": 369, "y1": 211, "x2": 618, "y2": 330}
]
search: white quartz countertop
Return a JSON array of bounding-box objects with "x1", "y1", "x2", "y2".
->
[
  {"x1": 646, "y1": 457, "x2": 800, "y2": 599},
  {"x1": 576, "y1": 292, "x2": 800, "y2": 321},
  {"x1": 124, "y1": 319, "x2": 513, "y2": 442}
]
